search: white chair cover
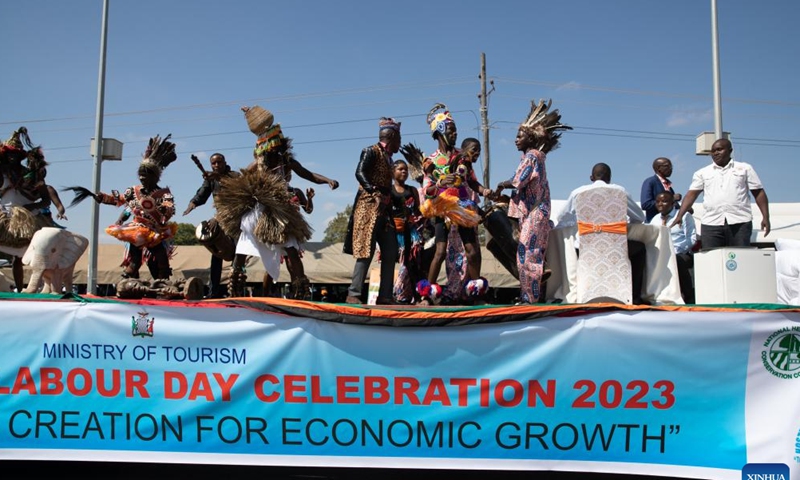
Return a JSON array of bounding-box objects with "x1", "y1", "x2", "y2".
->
[{"x1": 575, "y1": 187, "x2": 632, "y2": 304}]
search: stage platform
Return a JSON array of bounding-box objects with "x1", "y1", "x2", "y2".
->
[{"x1": 1, "y1": 294, "x2": 798, "y2": 480}]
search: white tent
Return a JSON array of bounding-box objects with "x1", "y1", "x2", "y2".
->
[
  {"x1": 4, "y1": 241, "x2": 519, "y2": 289},
  {"x1": 1, "y1": 201, "x2": 796, "y2": 291}
]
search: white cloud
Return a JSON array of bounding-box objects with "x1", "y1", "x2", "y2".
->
[
  {"x1": 557, "y1": 81, "x2": 582, "y2": 91},
  {"x1": 666, "y1": 108, "x2": 712, "y2": 127}
]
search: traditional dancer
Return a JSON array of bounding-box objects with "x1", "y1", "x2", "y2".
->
[
  {"x1": 66, "y1": 134, "x2": 178, "y2": 280},
  {"x1": 442, "y1": 137, "x2": 490, "y2": 303},
  {"x1": 184, "y1": 153, "x2": 239, "y2": 298},
  {"x1": 18, "y1": 146, "x2": 67, "y2": 229},
  {"x1": 0, "y1": 127, "x2": 39, "y2": 290},
  {"x1": 495, "y1": 99, "x2": 571, "y2": 304},
  {"x1": 262, "y1": 173, "x2": 316, "y2": 297},
  {"x1": 215, "y1": 106, "x2": 330, "y2": 298},
  {"x1": 412, "y1": 104, "x2": 489, "y2": 304}
]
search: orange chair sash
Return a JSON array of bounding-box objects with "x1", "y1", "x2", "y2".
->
[{"x1": 577, "y1": 220, "x2": 627, "y2": 236}]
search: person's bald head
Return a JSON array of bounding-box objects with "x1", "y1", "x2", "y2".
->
[
  {"x1": 590, "y1": 163, "x2": 611, "y2": 183},
  {"x1": 652, "y1": 157, "x2": 672, "y2": 177}
]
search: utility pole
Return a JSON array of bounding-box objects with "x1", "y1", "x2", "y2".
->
[
  {"x1": 710, "y1": 0, "x2": 724, "y2": 139},
  {"x1": 478, "y1": 53, "x2": 494, "y2": 196}
]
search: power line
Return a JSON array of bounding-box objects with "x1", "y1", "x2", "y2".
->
[
  {"x1": 495, "y1": 77, "x2": 800, "y2": 108},
  {"x1": 495, "y1": 93, "x2": 800, "y2": 123},
  {"x1": 8, "y1": 74, "x2": 800, "y2": 130},
  {"x1": 48, "y1": 122, "x2": 800, "y2": 166},
  {"x1": 493, "y1": 120, "x2": 800, "y2": 146},
  {"x1": 0, "y1": 78, "x2": 476, "y2": 126},
  {"x1": 46, "y1": 130, "x2": 437, "y2": 164},
  {"x1": 39, "y1": 109, "x2": 480, "y2": 156}
]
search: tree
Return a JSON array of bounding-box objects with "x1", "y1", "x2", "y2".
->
[
  {"x1": 323, "y1": 204, "x2": 352, "y2": 243},
  {"x1": 173, "y1": 222, "x2": 200, "y2": 245}
]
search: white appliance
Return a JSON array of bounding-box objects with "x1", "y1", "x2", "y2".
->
[{"x1": 694, "y1": 248, "x2": 777, "y2": 304}]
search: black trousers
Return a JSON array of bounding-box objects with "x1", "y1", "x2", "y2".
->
[
  {"x1": 701, "y1": 221, "x2": 752, "y2": 249},
  {"x1": 209, "y1": 254, "x2": 224, "y2": 297},
  {"x1": 627, "y1": 240, "x2": 646, "y2": 304},
  {"x1": 676, "y1": 252, "x2": 695, "y2": 304}
]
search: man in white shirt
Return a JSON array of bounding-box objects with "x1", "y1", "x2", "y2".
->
[
  {"x1": 671, "y1": 138, "x2": 770, "y2": 249},
  {"x1": 558, "y1": 164, "x2": 646, "y2": 227},
  {"x1": 557, "y1": 163, "x2": 648, "y2": 304}
]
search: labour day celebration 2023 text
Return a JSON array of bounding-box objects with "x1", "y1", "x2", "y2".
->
[{"x1": 0, "y1": 342, "x2": 681, "y2": 454}]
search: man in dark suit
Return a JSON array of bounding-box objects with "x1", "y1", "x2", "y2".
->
[{"x1": 640, "y1": 157, "x2": 681, "y2": 222}]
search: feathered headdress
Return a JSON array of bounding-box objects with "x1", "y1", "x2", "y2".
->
[
  {"x1": 399, "y1": 143, "x2": 425, "y2": 183},
  {"x1": 519, "y1": 99, "x2": 572, "y2": 153},
  {"x1": 63, "y1": 134, "x2": 177, "y2": 208},
  {"x1": 0, "y1": 127, "x2": 34, "y2": 165},
  {"x1": 4, "y1": 127, "x2": 34, "y2": 151},
  {"x1": 23, "y1": 146, "x2": 48, "y2": 184},
  {"x1": 140, "y1": 134, "x2": 177, "y2": 176}
]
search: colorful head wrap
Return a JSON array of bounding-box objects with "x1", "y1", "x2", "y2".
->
[
  {"x1": 427, "y1": 103, "x2": 454, "y2": 135},
  {"x1": 254, "y1": 124, "x2": 285, "y2": 157},
  {"x1": 379, "y1": 117, "x2": 401, "y2": 132}
]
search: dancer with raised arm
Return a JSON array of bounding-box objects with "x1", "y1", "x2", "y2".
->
[{"x1": 65, "y1": 134, "x2": 178, "y2": 280}]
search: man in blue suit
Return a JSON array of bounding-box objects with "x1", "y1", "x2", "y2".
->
[{"x1": 640, "y1": 157, "x2": 681, "y2": 222}]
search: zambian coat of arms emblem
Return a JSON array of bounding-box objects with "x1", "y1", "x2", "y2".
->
[{"x1": 132, "y1": 311, "x2": 154, "y2": 338}]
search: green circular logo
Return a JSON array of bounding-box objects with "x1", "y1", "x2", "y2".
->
[{"x1": 764, "y1": 332, "x2": 800, "y2": 378}]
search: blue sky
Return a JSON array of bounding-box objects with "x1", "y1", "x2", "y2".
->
[{"x1": 4, "y1": 0, "x2": 799, "y2": 242}]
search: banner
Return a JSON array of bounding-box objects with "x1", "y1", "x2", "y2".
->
[{"x1": 1, "y1": 300, "x2": 799, "y2": 479}]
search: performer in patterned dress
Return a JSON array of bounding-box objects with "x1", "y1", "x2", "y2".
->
[
  {"x1": 66, "y1": 134, "x2": 179, "y2": 280},
  {"x1": 442, "y1": 137, "x2": 487, "y2": 302},
  {"x1": 415, "y1": 104, "x2": 491, "y2": 304},
  {"x1": 495, "y1": 100, "x2": 571, "y2": 304},
  {"x1": 390, "y1": 160, "x2": 424, "y2": 303}
]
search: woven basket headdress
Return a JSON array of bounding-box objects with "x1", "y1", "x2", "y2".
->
[{"x1": 243, "y1": 105, "x2": 274, "y2": 136}]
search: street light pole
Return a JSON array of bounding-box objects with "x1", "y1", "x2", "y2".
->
[
  {"x1": 711, "y1": 0, "x2": 724, "y2": 139},
  {"x1": 88, "y1": 0, "x2": 110, "y2": 295}
]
